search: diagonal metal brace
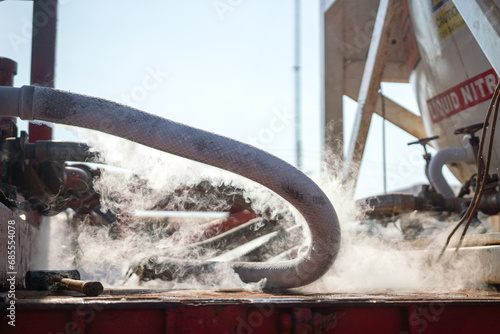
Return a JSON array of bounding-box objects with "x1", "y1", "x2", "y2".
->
[{"x1": 342, "y1": 0, "x2": 401, "y2": 192}]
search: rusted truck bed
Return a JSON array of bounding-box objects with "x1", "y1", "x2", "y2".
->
[{"x1": 2, "y1": 288, "x2": 500, "y2": 333}]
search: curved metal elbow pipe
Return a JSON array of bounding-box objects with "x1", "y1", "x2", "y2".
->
[
  {"x1": 428, "y1": 144, "x2": 475, "y2": 198},
  {"x1": 0, "y1": 85, "x2": 341, "y2": 289}
]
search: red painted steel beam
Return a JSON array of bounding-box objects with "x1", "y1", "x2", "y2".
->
[
  {"x1": 2, "y1": 302, "x2": 500, "y2": 333},
  {"x1": 30, "y1": 0, "x2": 57, "y2": 88},
  {"x1": 200, "y1": 209, "x2": 257, "y2": 240},
  {"x1": 27, "y1": 123, "x2": 53, "y2": 143},
  {"x1": 29, "y1": 0, "x2": 57, "y2": 141}
]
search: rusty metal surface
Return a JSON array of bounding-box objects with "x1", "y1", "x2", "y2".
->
[
  {"x1": 30, "y1": 0, "x2": 56, "y2": 142},
  {"x1": 6, "y1": 288, "x2": 500, "y2": 309},
  {"x1": 3, "y1": 288, "x2": 500, "y2": 333}
]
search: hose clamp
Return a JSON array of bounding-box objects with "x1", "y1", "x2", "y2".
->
[{"x1": 18, "y1": 85, "x2": 35, "y2": 120}]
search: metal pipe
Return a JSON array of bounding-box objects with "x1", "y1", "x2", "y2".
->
[
  {"x1": 0, "y1": 86, "x2": 34, "y2": 120},
  {"x1": 359, "y1": 193, "x2": 423, "y2": 219},
  {"x1": 428, "y1": 144, "x2": 475, "y2": 198},
  {"x1": 0, "y1": 57, "x2": 17, "y2": 87},
  {"x1": 0, "y1": 85, "x2": 341, "y2": 289},
  {"x1": 358, "y1": 192, "x2": 465, "y2": 219},
  {"x1": 30, "y1": 0, "x2": 58, "y2": 141},
  {"x1": 24, "y1": 141, "x2": 97, "y2": 162},
  {"x1": 479, "y1": 191, "x2": 500, "y2": 215},
  {"x1": 30, "y1": 0, "x2": 57, "y2": 88}
]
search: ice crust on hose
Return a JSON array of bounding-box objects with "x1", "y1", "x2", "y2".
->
[{"x1": 31, "y1": 86, "x2": 341, "y2": 289}]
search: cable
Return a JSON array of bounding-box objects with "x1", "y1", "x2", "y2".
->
[
  {"x1": 455, "y1": 90, "x2": 499, "y2": 248},
  {"x1": 437, "y1": 80, "x2": 500, "y2": 261}
]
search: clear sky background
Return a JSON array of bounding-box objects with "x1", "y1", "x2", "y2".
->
[{"x1": 0, "y1": 0, "x2": 458, "y2": 199}]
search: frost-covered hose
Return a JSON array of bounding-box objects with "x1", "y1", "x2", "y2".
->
[{"x1": 0, "y1": 86, "x2": 341, "y2": 289}]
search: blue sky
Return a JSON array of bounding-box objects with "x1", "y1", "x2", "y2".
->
[{"x1": 0, "y1": 0, "x2": 457, "y2": 199}]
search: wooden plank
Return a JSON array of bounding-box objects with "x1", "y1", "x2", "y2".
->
[
  {"x1": 343, "y1": 0, "x2": 401, "y2": 191},
  {"x1": 450, "y1": 232, "x2": 500, "y2": 248},
  {"x1": 345, "y1": 60, "x2": 409, "y2": 85},
  {"x1": 344, "y1": 89, "x2": 427, "y2": 140},
  {"x1": 322, "y1": 0, "x2": 340, "y2": 12},
  {"x1": 324, "y1": 0, "x2": 345, "y2": 160}
]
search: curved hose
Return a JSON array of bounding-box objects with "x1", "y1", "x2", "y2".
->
[
  {"x1": 428, "y1": 145, "x2": 475, "y2": 198},
  {"x1": 0, "y1": 86, "x2": 341, "y2": 289}
]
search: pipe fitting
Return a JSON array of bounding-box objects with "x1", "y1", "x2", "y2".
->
[
  {"x1": 0, "y1": 85, "x2": 34, "y2": 120},
  {"x1": 360, "y1": 194, "x2": 423, "y2": 219},
  {"x1": 429, "y1": 144, "x2": 475, "y2": 198}
]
